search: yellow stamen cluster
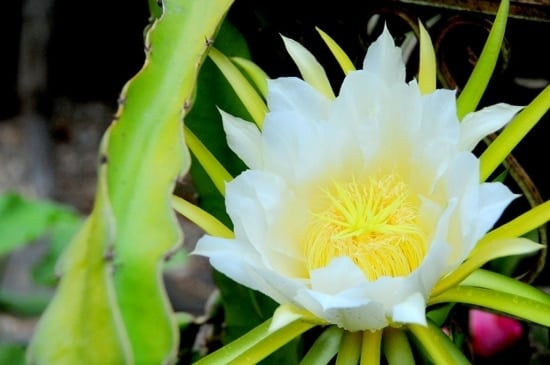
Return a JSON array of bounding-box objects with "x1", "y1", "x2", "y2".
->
[{"x1": 304, "y1": 174, "x2": 427, "y2": 281}]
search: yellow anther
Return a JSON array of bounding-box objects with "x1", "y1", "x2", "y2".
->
[{"x1": 304, "y1": 174, "x2": 426, "y2": 280}]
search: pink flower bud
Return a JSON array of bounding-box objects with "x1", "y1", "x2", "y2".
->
[{"x1": 469, "y1": 309, "x2": 523, "y2": 357}]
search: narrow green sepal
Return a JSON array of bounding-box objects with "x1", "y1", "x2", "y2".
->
[
  {"x1": 171, "y1": 195, "x2": 233, "y2": 238},
  {"x1": 456, "y1": 0, "x2": 509, "y2": 119},
  {"x1": 408, "y1": 321, "x2": 470, "y2": 365},
  {"x1": 461, "y1": 269, "x2": 550, "y2": 306},
  {"x1": 480, "y1": 85, "x2": 550, "y2": 181},
  {"x1": 184, "y1": 125, "x2": 233, "y2": 196},
  {"x1": 430, "y1": 286, "x2": 550, "y2": 327},
  {"x1": 315, "y1": 27, "x2": 356, "y2": 76},
  {"x1": 382, "y1": 328, "x2": 415, "y2": 365},
  {"x1": 281, "y1": 35, "x2": 336, "y2": 99},
  {"x1": 231, "y1": 56, "x2": 269, "y2": 98},
  {"x1": 418, "y1": 22, "x2": 436, "y2": 95},
  {"x1": 208, "y1": 47, "x2": 268, "y2": 128}
]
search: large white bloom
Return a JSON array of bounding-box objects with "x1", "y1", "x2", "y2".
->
[{"x1": 194, "y1": 28, "x2": 522, "y2": 331}]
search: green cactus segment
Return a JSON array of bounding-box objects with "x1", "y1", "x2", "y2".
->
[
  {"x1": 27, "y1": 154, "x2": 131, "y2": 365},
  {"x1": 106, "y1": 0, "x2": 234, "y2": 364},
  {"x1": 27, "y1": 1, "x2": 234, "y2": 364}
]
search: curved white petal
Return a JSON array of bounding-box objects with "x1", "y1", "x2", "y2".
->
[
  {"x1": 392, "y1": 292, "x2": 427, "y2": 325},
  {"x1": 459, "y1": 103, "x2": 523, "y2": 151},
  {"x1": 420, "y1": 88, "x2": 460, "y2": 144},
  {"x1": 193, "y1": 236, "x2": 264, "y2": 292},
  {"x1": 267, "y1": 78, "x2": 331, "y2": 121},
  {"x1": 225, "y1": 170, "x2": 290, "y2": 250},
  {"x1": 296, "y1": 289, "x2": 388, "y2": 331},
  {"x1": 309, "y1": 257, "x2": 367, "y2": 295},
  {"x1": 220, "y1": 109, "x2": 262, "y2": 169},
  {"x1": 473, "y1": 182, "x2": 518, "y2": 240}
]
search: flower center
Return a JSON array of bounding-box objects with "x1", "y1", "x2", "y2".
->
[{"x1": 304, "y1": 174, "x2": 427, "y2": 281}]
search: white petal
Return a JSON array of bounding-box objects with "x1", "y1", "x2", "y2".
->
[
  {"x1": 193, "y1": 236, "x2": 264, "y2": 292},
  {"x1": 194, "y1": 235, "x2": 305, "y2": 305},
  {"x1": 459, "y1": 103, "x2": 523, "y2": 151},
  {"x1": 296, "y1": 289, "x2": 388, "y2": 331},
  {"x1": 472, "y1": 182, "x2": 518, "y2": 240},
  {"x1": 363, "y1": 26, "x2": 406, "y2": 84},
  {"x1": 220, "y1": 109, "x2": 262, "y2": 169},
  {"x1": 262, "y1": 110, "x2": 357, "y2": 185},
  {"x1": 391, "y1": 292, "x2": 427, "y2": 325},
  {"x1": 225, "y1": 170, "x2": 287, "y2": 249},
  {"x1": 420, "y1": 88, "x2": 460, "y2": 144},
  {"x1": 310, "y1": 257, "x2": 367, "y2": 295},
  {"x1": 225, "y1": 170, "x2": 309, "y2": 273},
  {"x1": 267, "y1": 77, "x2": 331, "y2": 121}
]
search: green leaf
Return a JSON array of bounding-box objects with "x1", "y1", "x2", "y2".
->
[
  {"x1": 0, "y1": 344, "x2": 26, "y2": 365},
  {"x1": 0, "y1": 193, "x2": 79, "y2": 256},
  {"x1": 32, "y1": 213, "x2": 81, "y2": 286},
  {"x1": 213, "y1": 272, "x2": 279, "y2": 342},
  {"x1": 148, "y1": 0, "x2": 162, "y2": 20},
  {"x1": 0, "y1": 290, "x2": 51, "y2": 316},
  {"x1": 426, "y1": 303, "x2": 455, "y2": 327}
]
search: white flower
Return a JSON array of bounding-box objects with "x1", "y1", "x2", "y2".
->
[{"x1": 194, "y1": 28, "x2": 522, "y2": 331}]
